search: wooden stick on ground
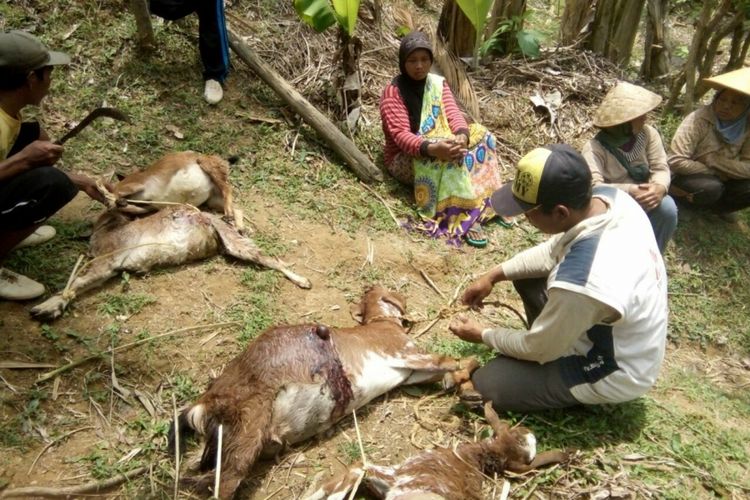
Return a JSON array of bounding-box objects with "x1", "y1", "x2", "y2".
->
[
  {"x1": 213, "y1": 424, "x2": 224, "y2": 499},
  {"x1": 227, "y1": 28, "x2": 383, "y2": 183},
  {"x1": 28, "y1": 426, "x2": 95, "y2": 475},
  {"x1": 172, "y1": 393, "x2": 180, "y2": 500},
  {"x1": 359, "y1": 181, "x2": 401, "y2": 228},
  {"x1": 36, "y1": 322, "x2": 239, "y2": 384},
  {"x1": 0, "y1": 465, "x2": 149, "y2": 498}
]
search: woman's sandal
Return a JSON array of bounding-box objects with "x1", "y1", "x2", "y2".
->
[
  {"x1": 486, "y1": 215, "x2": 514, "y2": 229},
  {"x1": 465, "y1": 225, "x2": 488, "y2": 248}
]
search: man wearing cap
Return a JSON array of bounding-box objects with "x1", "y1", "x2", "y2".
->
[
  {"x1": 668, "y1": 67, "x2": 750, "y2": 221},
  {"x1": 448, "y1": 145, "x2": 668, "y2": 412},
  {"x1": 0, "y1": 30, "x2": 106, "y2": 301},
  {"x1": 582, "y1": 81, "x2": 677, "y2": 252}
]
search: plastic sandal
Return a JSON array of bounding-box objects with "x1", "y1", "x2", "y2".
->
[{"x1": 465, "y1": 227, "x2": 488, "y2": 248}]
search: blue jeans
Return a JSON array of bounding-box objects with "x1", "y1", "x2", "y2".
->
[{"x1": 647, "y1": 194, "x2": 678, "y2": 253}]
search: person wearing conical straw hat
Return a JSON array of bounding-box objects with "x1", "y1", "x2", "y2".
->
[
  {"x1": 668, "y1": 67, "x2": 750, "y2": 222},
  {"x1": 582, "y1": 81, "x2": 677, "y2": 253}
]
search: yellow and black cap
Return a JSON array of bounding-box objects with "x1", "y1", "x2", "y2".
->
[{"x1": 490, "y1": 144, "x2": 592, "y2": 217}]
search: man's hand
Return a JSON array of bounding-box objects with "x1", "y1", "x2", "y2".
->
[
  {"x1": 21, "y1": 140, "x2": 64, "y2": 167},
  {"x1": 461, "y1": 275, "x2": 495, "y2": 309},
  {"x1": 629, "y1": 183, "x2": 666, "y2": 212},
  {"x1": 68, "y1": 173, "x2": 113, "y2": 205},
  {"x1": 448, "y1": 314, "x2": 484, "y2": 344}
]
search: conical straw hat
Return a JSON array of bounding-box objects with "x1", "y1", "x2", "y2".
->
[
  {"x1": 592, "y1": 81, "x2": 663, "y2": 128},
  {"x1": 704, "y1": 67, "x2": 750, "y2": 97}
]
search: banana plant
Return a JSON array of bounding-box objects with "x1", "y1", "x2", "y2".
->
[
  {"x1": 294, "y1": 0, "x2": 363, "y2": 133},
  {"x1": 455, "y1": 0, "x2": 494, "y2": 68}
]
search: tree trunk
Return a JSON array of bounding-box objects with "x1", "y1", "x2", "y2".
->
[
  {"x1": 130, "y1": 0, "x2": 155, "y2": 52},
  {"x1": 588, "y1": 0, "x2": 646, "y2": 66},
  {"x1": 338, "y1": 29, "x2": 363, "y2": 134},
  {"x1": 559, "y1": 0, "x2": 594, "y2": 46},
  {"x1": 227, "y1": 30, "x2": 383, "y2": 183},
  {"x1": 485, "y1": 0, "x2": 527, "y2": 54},
  {"x1": 437, "y1": 0, "x2": 476, "y2": 58},
  {"x1": 640, "y1": 0, "x2": 669, "y2": 80}
]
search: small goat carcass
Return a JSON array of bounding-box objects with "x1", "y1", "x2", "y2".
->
[
  {"x1": 109, "y1": 150, "x2": 235, "y2": 219},
  {"x1": 170, "y1": 286, "x2": 479, "y2": 499},
  {"x1": 30, "y1": 206, "x2": 311, "y2": 321},
  {"x1": 306, "y1": 402, "x2": 569, "y2": 500}
]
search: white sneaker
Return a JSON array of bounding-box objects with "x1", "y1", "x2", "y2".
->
[
  {"x1": 204, "y1": 79, "x2": 223, "y2": 105},
  {"x1": 15, "y1": 225, "x2": 56, "y2": 249},
  {"x1": 0, "y1": 268, "x2": 45, "y2": 301}
]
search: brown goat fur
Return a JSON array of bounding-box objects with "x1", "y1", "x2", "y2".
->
[
  {"x1": 29, "y1": 206, "x2": 311, "y2": 321},
  {"x1": 109, "y1": 151, "x2": 234, "y2": 219},
  {"x1": 306, "y1": 402, "x2": 569, "y2": 499},
  {"x1": 170, "y1": 286, "x2": 478, "y2": 499}
]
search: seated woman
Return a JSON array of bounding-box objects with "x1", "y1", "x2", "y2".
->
[
  {"x1": 582, "y1": 81, "x2": 677, "y2": 253},
  {"x1": 379, "y1": 31, "x2": 503, "y2": 247},
  {"x1": 668, "y1": 67, "x2": 750, "y2": 221}
]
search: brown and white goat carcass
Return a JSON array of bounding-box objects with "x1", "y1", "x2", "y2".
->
[
  {"x1": 108, "y1": 150, "x2": 235, "y2": 219},
  {"x1": 306, "y1": 402, "x2": 569, "y2": 500},
  {"x1": 29, "y1": 206, "x2": 311, "y2": 321},
  {"x1": 170, "y1": 286, "x2": 479, "y2": 499}
]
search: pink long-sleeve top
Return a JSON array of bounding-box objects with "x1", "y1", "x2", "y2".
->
[{"x1": 379, "y1": 79, "x2": 469, "y2": 166}]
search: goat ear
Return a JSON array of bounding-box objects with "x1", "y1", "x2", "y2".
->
[
  {"x1": 484, "y1": 401, "x2": 510, "y2": 435},
  {"x1": 381, "y1": 291, "x2": 406, "y2": 314},
  {"x1": 350, "y1": 301, "x2": 365, "y2": 324}
]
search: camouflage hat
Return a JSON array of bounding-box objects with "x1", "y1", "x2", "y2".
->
[
  {"x1": 0, "y1": 30, "x2": 70, "y2": 73},
  {"x1": 592, "y1": 81, "x2": 663, "y2": 128},
  {"x1": 704, "y1": 67, "x2": 750, "y2": 97}
]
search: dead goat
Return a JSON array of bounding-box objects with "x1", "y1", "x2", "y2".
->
[
  {"x1": 170, "y1": 286, "x2": 479, "y2": 499},
  {"x1": 107, "y1": 150, "x2": 235, "y2": 219},
  {"x1": 306, "y1": 402, "x2": 569, "y2": 500},
  {"x1": 30, "y1": 206, "x2": 311, "y2": 321}
]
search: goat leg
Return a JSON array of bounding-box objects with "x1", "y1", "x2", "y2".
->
[
  {"x1": 30, "y1": 261, "x2": 118, "y2": 321},
  {"x1": 508, "y1": 449, "x2": 570, "y2": 473},
  {"x1": 302, "y1": 467, "x2": 366, "y2": 500},
  {"x1": 196, "y1": 154, "x2": 234, "y2": 219},
  {"x1": 209, "y1": 215, "x2": 312, "y2": 289}
]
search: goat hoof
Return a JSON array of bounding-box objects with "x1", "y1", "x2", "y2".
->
[
  {"x1": 30, "y1": 296, "x2": 66, "y2": 322},
  {"x1": 315, "y1": 324, "x2": 330, "y2": 340}
]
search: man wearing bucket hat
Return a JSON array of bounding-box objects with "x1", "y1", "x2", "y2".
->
[
  {"x1": 668, "y1": 67, "x2": 750, "y2": 221},
  {"x1": 448, "y1": 145, "x2": 668, "y2": 412},
  {"x1": 582, "y1": 81, "x2": 677, "y2": 253},
  {"x1": 0, "y1": 30, "x2": 107, "y2": 300}
]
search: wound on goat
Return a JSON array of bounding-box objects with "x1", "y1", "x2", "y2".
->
[{"x1": 306, "y1": 325, "x2": 353, "y2": 421}]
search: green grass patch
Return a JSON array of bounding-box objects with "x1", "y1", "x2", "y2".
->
[{"x1": 98, "y1": 292, "x2": 156, "y2": 317}]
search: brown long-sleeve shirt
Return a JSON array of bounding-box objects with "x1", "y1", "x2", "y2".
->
[
  {"x1": 581, "y1": 124, "x2": 671, "y2": 191},
  {"x1": 668, "y1": 104, "x2": 750, "y2": 180}
]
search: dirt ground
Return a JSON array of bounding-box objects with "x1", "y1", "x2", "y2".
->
[
  {"x1": 1, "y1": 1, "x2": 749, "y2": 499},
  {"x1": 0, "y1": 190, "x2": 520, "y2": 499}
]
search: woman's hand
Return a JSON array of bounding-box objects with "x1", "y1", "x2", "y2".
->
[
  {"x1": 427, "y1": 139, "x2": 467, "y2": 162},
  {"x1": 448, "y1": 314, "x2": 484, "y2": 343}
]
